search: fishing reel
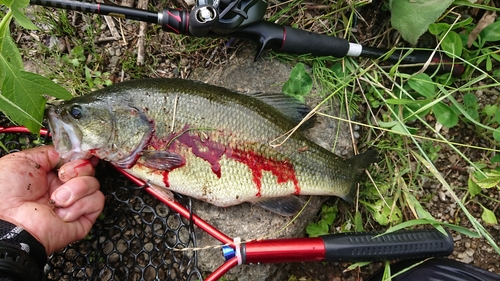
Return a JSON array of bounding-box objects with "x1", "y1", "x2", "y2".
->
[{"x1": 189, "y1": 0, "x2": 267, "y2": 36}]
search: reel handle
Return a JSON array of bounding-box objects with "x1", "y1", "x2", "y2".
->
[{"x1": 189, "y1": 5, "x2": 219, "y2": 37}]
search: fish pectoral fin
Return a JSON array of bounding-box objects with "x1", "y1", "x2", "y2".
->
[
  {"x1": 144, "y1": 180, "x2": 176, "y2": 202},
  {"x1": 251, "y1": 196, "x2": 305, "y2": 216},
  {"x1": 140, "y1": 150, "x2": 185, "y2": 171}
]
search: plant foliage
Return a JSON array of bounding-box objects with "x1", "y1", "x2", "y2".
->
[{"x1": 0, "y1": 0, "x2": 71, "y2": 134}]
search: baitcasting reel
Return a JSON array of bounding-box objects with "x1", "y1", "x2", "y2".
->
[{"x1": 189, "y1": 0, "x2": 267, "y2": 36}]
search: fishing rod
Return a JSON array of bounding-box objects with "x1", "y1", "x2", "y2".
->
[
  {"x1": 30, "y1": 0, "x2": 465, "y2": 76},
  {"x1": 1, "y1": 126, "x2": 454, "y2": 281}
]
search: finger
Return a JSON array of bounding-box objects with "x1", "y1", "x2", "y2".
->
[
  {"x1": 49, "y1": 202, "x2": 104, "y2": 253},
  {"x1": 89, "y1": 156, "x2": 99, "y2": 168},
  {"x1": 12, "y1": 145, "x2": 61, "y2": 173},
  {"x1": 55, "y1": 190, "x2": 104, "y2": 222},
  {"x1": 58, "y1": 159, "x2": 96, "y2": 183},
  {"x1": 50, "y1": 176, "x2": 100, "y2": 208}
]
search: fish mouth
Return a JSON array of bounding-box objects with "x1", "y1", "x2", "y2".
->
[{"x1": 45, "y1": 107, "x2": 89, "y2": 162}]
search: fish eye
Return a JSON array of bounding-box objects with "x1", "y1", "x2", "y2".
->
[{"x1": 70, "y1": 105, "x2": 83, "y2": 119}]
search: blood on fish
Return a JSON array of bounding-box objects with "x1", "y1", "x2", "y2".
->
[
  {"x1": 156, "y1": 127, "x2": 301, "y2": 196},
  {"x1": 163, "y1": 171, "x2": 169, "y2": 187},
  {"x1": 230, "y1": 149, "x2": 301, "y2": 197},
  {"x1": 174, "y1": 130, "x2": 225, "y2": 178}
]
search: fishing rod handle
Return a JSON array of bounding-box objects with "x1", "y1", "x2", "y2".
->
[
  {"x1": 240, "y1": 228, "x2": 452, "y2": 264},
  {"x1": 237, "y1": 22, "x2": 464, "y2": 76},
  {"x1": 322, "y1": 228, "x2": 454, "y2": 262},
  {"x1": 280, "y1": 26, "x2": 352, "y2": 57},
  {"x1": 236, "y1": 21, "x2": 353, "y2": 59}
]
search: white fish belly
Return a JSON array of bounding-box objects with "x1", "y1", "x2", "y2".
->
[{"x1": 126, "y1": 151, "x2": 299, "y2": 207}]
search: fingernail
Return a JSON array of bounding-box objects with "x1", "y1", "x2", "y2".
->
[
  {"x1": 56, "y1": 208, "x2": 68, "y2": 220},
  {"x1": 58, "y1": 169, "x2": 67, "y2": 181},
  {"x1": 54, "y1": 188, "x2": 71, "y2": 204}
]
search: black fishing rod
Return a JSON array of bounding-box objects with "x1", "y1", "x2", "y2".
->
[{"x1": 30, "y1": 0, "x2": 465, "y2": 76}]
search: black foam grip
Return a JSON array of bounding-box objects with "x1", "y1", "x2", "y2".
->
[
  {"x1": 322, "y1": 229, "x2": 454, "y2": 262},
  {"x1": 281, "y1": 26, "x2": 350, "y2": 57}
]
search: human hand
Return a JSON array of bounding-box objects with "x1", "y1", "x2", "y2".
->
[{"x1": 0, "y1": 145, "x2": 104, "y2": 255}]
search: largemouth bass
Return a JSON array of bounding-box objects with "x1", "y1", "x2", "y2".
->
[{"x1": 45, "y1": 78, "x2": 377, "y2": 215}]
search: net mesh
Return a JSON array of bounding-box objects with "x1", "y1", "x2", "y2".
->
[{"x1": 0, "y1": 126, "x2": 203, "y2": 281}]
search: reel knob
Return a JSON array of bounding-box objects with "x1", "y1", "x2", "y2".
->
[{"x1": 189, "y1": 5, "x2": 219, "y2": 37}]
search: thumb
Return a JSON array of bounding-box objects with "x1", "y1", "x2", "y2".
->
[{"x1": 16, "y1": 145, "x2": 61, "y2": 173}]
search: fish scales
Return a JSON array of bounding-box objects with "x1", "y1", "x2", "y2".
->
[
  {"x1": 45, "y1": 78, "x2": 377, "y2": 214},
  {"x1": 107, "y1": 80, "x2": 352, "y2": 203}
]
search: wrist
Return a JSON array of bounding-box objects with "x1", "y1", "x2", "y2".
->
[{"x1": 0, "y1": 220, "x2": 46, "y2": 281}]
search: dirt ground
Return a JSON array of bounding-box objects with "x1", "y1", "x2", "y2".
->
[{"x1": 8, "y1": 0, "x2": 500, "y2": 280}]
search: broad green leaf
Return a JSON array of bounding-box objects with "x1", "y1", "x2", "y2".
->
[
  {"x1": 1, "y1": 0, "x2": 38, "y2": 30},
  {"x1": 486, "y1": 56, "x2": 492, "y2": 72},
  {"x1": 463, "y1": 93, "x2": 477, "y2": 107},
  {"x1": 494, "y1": 128, "x2": 500, "y2": 142},
  {"x1": 429, "y1": 18, "x2": 473, "y2": 35},
  {"x1": 491, "y1": 52, "x2": 500, "y2": 63},
  {"x1": 480, "y1": 20, "x2": 500, "y2": 42},
  {"x1": 0, "y1": 12, "x2": 23, "y2": 83},
  {"x1": 0, "y1": 92, "x2": 42, "y2": 130},
  {"x1": 407, "y1": 73, "x2": 435, "y2": 98},
  {"x1": 0, "y1": 70, "x2": 71, "y2": 134},
  {"x1": 474, "y1": 171, "x2": 500, "y2": 189},
  {"x1": 433, "y1": 102, "x2": 458, "y2": 128},
  {"x1": 11, "y1": 0, "x2": 38, "y2": 30},
  {"x1": 391, "y1": 122, "x2": 417, "y2": 135},
  {"x1": 378, "y1": 120, "x2": 399, "y2": 128},
  {"x1": 468, "y1": 177, "x2": 482, "y2": 197},
  {"x1": 282, "y1": 63, "x2": 313, "y2": 102},
  {"x1": 428, "y1": 23, "x2": 450, "y2": 35},
  {"x1": 306, "y1": 205, "x2": 338, "y2": 237},
  {"x1": 330, "y1": 63, "x2": 346, "y2": 78},
  {"x1": 0, "y1": 0, "x2": 15, "y2": 7},
  {"x1": 389, "y1": 0, "x2": 454, "y2": 45},
  {"x1": 465, "y1": 107, "x2": 479, "y2": 120},
  {"x1": 491, "y1": 154, "x2": 500, "y2": 164},
  {"x1": 305, "y1": 222, "x2": 328, "y2": 237},
  {"x1": 363, "y1": 199, "x2": 402, "y2": 226},
  {"x1": 495, "y1": 111, "x2": 500, "y2": 123},
  {"x1": 481, "y1": 207, "x2": 498, "y2": 225},
  {"x1": 85, "y1": 66, "x2": 94, "y2": 88},
  {"x1": 483, "y1": 104, "x2": 498, "y2": 117},
  {"x1": 441, "y1": 31, "x2": 462, "y2": 57}
]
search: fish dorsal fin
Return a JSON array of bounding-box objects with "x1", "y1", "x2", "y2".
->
[{"x1": 249, "y1": 92, "x2": 316, "y2": 128}]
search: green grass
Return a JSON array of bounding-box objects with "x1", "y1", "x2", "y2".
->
[{"x1": 274, "y1": 0, "x2": 500, "y2": 278}]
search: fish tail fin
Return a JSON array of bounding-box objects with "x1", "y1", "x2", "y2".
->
[
  {"x1": 348, "y1": 149, "x2": 379, "y2": 170},
  {"x1": 341, "y1": 149, "x2": 379, "y2": 203}
]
